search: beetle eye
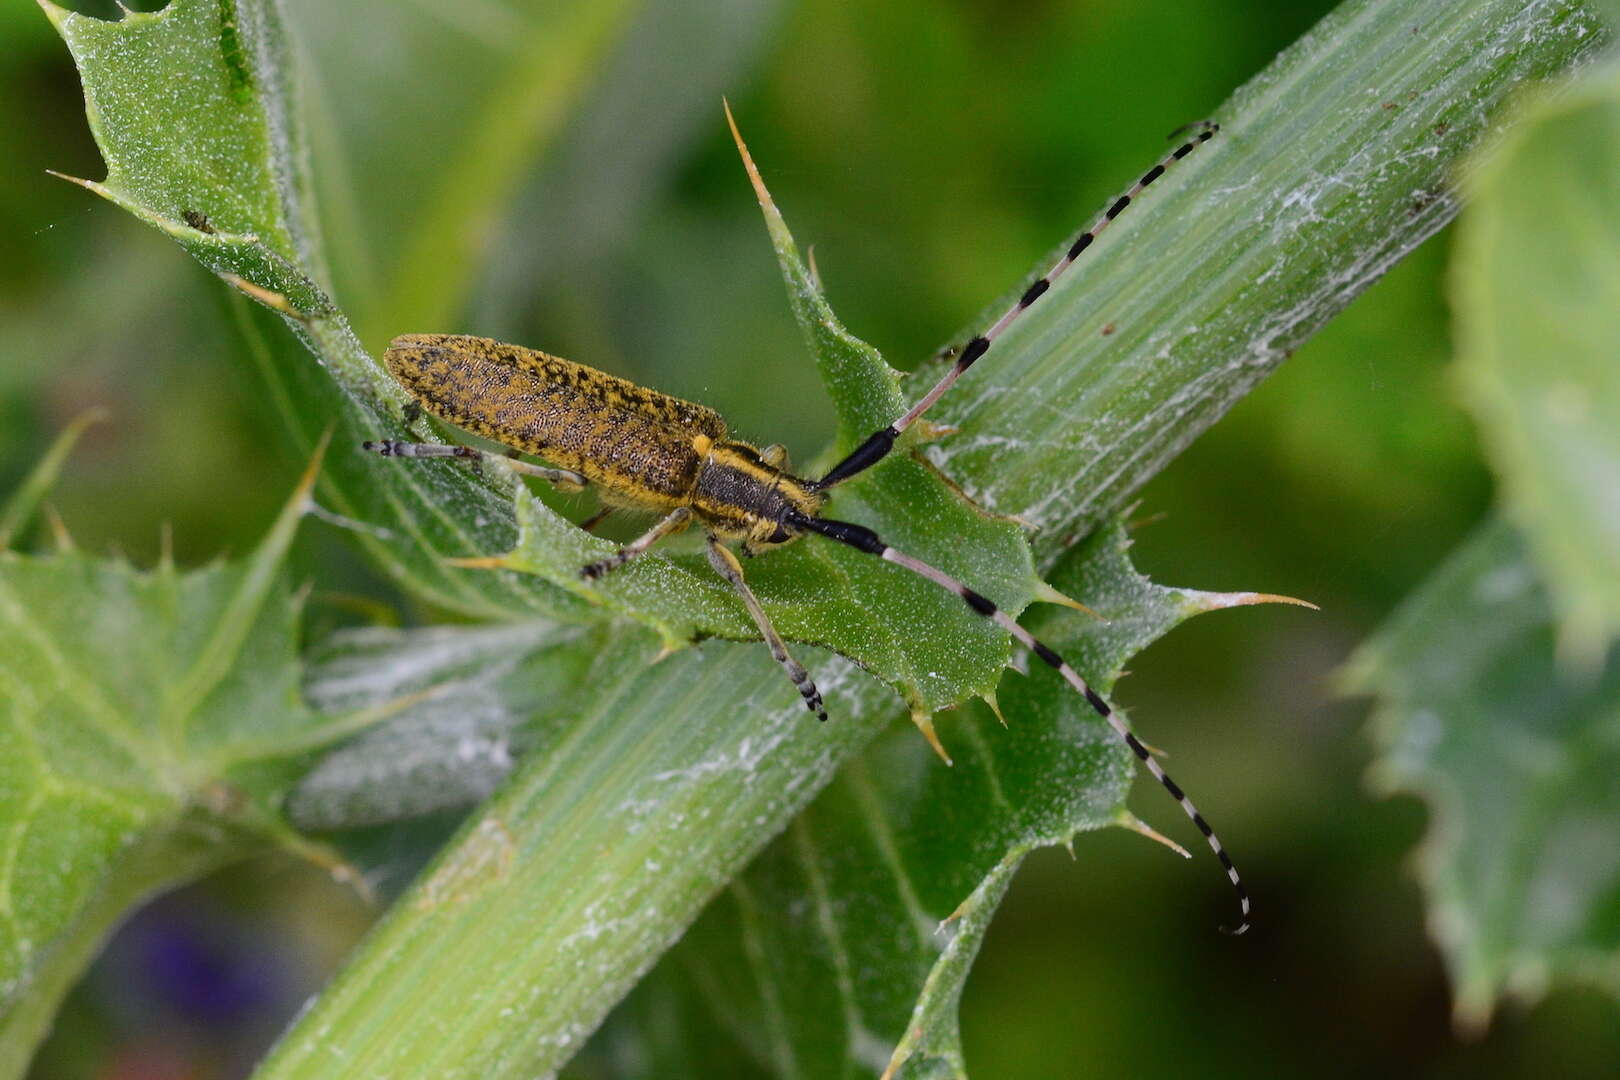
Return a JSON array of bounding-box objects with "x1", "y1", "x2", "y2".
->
[{"x1": 768, "y1": 526, "x2": 791, "y2": 545}]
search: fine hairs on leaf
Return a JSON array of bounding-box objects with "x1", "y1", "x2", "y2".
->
[
  {"x1": 33, "y1": 0, "x2": 1608, "y2": 1078},
  {"x1": 0, "y1": 437, "x2": 377, "y2": 1076}
]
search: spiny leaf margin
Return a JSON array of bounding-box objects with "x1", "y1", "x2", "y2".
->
[{"x1": 1344, "y1": 519, "x2": 1620, "y2": 1030}]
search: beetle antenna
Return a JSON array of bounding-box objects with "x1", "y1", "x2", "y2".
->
[
  {"x1": 796, "y1": 512, "x2": 1250, "y2": 934},
  {"x1": 813, "y1": 121, "x2": 1220, "y2": 491}
]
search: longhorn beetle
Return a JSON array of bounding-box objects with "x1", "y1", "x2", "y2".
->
[{"x1": 364, "y1": 108, "x2": 1247, "y2": 933}]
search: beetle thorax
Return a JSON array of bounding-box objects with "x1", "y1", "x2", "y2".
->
[{"x1": 690, "y1": 439, "x2": 823, "y2": 552}]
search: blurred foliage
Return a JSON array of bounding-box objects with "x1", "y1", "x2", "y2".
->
[
  {"x1": 1346, "y1": 18, "x2": 1620, "y2": 1040},
  {"x1": 4, "y1": 0, "x2": 1619, "y2": 1078},
  {"x1": 1347, "y1": 519, "x2": 1620, "y2": 1033},
  {"x1": 1453, "y1": 58, "x2": 1620, "y2": 667}
]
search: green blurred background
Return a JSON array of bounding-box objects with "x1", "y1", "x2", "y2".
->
[{"x1": 6, "y1": 0, "x2": 1617, "y2": 1076}]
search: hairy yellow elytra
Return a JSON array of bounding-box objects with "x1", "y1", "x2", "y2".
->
[{"x1": 381, "y1": 333, "x2": 825, "y2": 550}]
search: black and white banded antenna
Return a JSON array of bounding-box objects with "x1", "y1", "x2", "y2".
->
[
  {"x1": 811, "y1": 120, "x2": 1220, "y2": 490},
  {"x1": 802, "y1": 121, "x2": 1249, "y2": 933},
  {"x1": 791, "y1": 511, "x2": 1250, "y2": 936}
]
